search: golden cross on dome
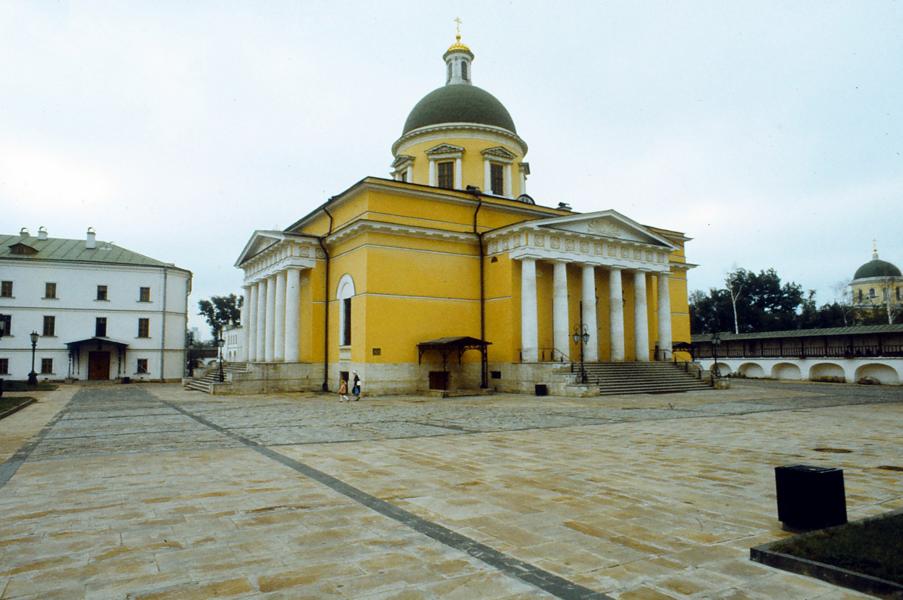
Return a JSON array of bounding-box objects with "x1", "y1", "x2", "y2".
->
[{"x1": 454, "y1": 16, "x2": 463, "y2": 40}]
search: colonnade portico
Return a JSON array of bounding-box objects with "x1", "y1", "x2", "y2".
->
[
  {"x1": 236, "y1": 231, "x2": 319, "y2": 365},
  {"x1": 485, "y1": 211, "x2": 681, "y2": 365},
  {"x1": 518, "y1": 259, "x2": 668, "y2": 363}
]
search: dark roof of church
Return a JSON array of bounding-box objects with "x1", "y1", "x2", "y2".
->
[
  {"x1": 854, "y1": 258, "x2": 901, "y2": 279},
  {"x1": 402, "y1": 84, "x2": 517, "y2": 135}
]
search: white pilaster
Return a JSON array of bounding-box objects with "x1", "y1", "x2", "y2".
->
[
  {"x1": 255, "y1": 279, "x2": 266, "y2": 361},
  {"x1": 273, "y1": 270, "x2": 286, "y2": 362},
  {"x1": 520, "y1": 258, "x2": 538, "y2": 362},
  {"x1": 609, "y1": 268, "x2": 625, "y2": 362},
  {"x1": 581, "y1": 264, "x2": 599, "y2": 362},
  {"x1": 284, "y1": 268, "x2": 301, "y2": 362},
  {"x1": 484, "y1": 160, "x2": 491, "y2": 192},
  {"x1": 428, "y1": 160, "x2": 436, "y2": 187},
  {"x1": 454, "y1": 157, "x2": 463, "y2": 190},
  {"x1": 634, "y1": 271, "x2": 650, "y2": 362},
  {"x1": 552, "y1": 261, "x2": 569, "y2": 361},
  {"x1": 406, "y1": 165, "x2": 413, "y2": 182},
  {"x1": 504, "y1": 163, "x2": 512, "y2": 197},
  {"x1": 520, "y1": 168, "x2": 527, "y2": 195},
  {"x1": 657, "y1": 272, "x2": 673, "y2": 361},
  {"x1": 242, "y1": 285, "x2": 252, "y2": 362},
  {"x1": 264, "y1": 275, "x2": 276, "y2": 362}
]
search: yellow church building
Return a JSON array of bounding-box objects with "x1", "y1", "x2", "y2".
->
[{"x1": 232, "y1": 35, "x2": 693, "y2": 395}]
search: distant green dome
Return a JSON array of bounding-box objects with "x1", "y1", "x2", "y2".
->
[
  {"x1": 402, "y1": 84, "x2": 517, "y2": 135},
  {"x1": 854, "y1": 258, "x2": 902, "y2": 279}
]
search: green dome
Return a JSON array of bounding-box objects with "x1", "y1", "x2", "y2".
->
[
  {"x1": 402, "y1": 84, "x2": 517, "y2": 135},
  {"x1": 854, "y1": 258, "x2": 902, "y2": 279}
]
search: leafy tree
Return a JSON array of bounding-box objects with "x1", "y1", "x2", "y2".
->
[
  {"x1": 690, "y1": 268, "x2": 805, "y2": 333},
  {"x1": 197, "y1": 294, "x2": 243, "y2": 340}
]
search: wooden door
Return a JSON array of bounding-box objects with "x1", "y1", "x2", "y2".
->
[
  {"x1": 88, "y1": 351, "x2": 110, "y2": 380},
  {"x1": 428, "y1": 371, "x2": 449, "y2": 390}
]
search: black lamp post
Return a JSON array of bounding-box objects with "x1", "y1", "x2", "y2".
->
[
  {"x1": 572, "y1": 303, "x2": 590, "y2": 384},
  {"x1": 711, "y1": 331, "x2": 722, "y2": 380},
  {"x1": 28, "y1": 331, "x2": 39, "y2": 386},
  {"x1": 216, "y1": 336, "x2": 225, "y2": 383}
]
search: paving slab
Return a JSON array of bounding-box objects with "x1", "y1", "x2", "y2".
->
[{"x1": 0, "y1": 380, "x2": 900, "y2": 598}]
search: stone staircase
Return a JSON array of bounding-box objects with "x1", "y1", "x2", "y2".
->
[
  {"x1": 184, "y1": 362, "x2": 250, "y2": 394},
  {"x1": 577, "y1": 361, "x2": 711, "y2": 396}
]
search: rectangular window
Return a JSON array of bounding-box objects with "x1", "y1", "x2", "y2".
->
[
  {"x1": 42, "y1": 315, "x2": 55, "y2": 337},
  {"x1": 897, "y1": 287, "x2": 901, "y2": 301},
  {"x1": 95, "y1": 317, "x2": 107, "y2": 337},
  {"x1": 437, "y1": 161, "x2": 454, "y2": 189},
  {"x1": 45, "y1": 282, "x2": 57, "y2": 299},
  {"x1": 342, "y1": 297, "x2": 352, "y2": 346},
  {"x1": 139, "y1": 287, "x2": 151, "y2": 302},
  {"x1": 491, "y1": 163, "x2": 504, "y2": 195},
  {"x1": 136, "y1": 358, "x2": 148, "y2": 374},
  {"x1": 0, "y1": 281, "x2": 12, "y2": 298},
  {"x1": 40, "y1": 358, "x2": 52, "y2": 374},
  {"x1": 0, "y1": 314, "x2": 11, "y2": 337},
  {"x1": 97, "y1": 285, "x2": 108, "y2": 301},
  {"x1": 138, "y1": 318, "x2": 150, "y2": 338},
  {"x1": 0, "y1": 358, "x2": 8, "y2": 375}
]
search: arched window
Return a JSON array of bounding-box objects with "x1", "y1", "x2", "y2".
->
[
  {"x1": 337, "y1": 274, "x2": 355, "y2": 346},
  {"x1": 858, "y1": 289, "x2": 863, "y2": 302},
  {"x1": 461, "y1": 60, "x2": 468, "y2": 81},
  {"x1": 869, "y1": 288, "x2": 876, "y2": 298}
]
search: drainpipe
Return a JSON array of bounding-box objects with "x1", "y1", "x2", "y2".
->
[
  {"x1": 160, "y1": 266, "x2": 168, "y2": 381},
  {"x1": 469, "y1": 186, "x2": 489, "y2": 388},
  {"x1": 319, "y1": 205, "x2": 334, "y2": 391}
]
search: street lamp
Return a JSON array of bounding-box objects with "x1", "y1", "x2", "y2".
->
[
  {"x1": 711, "y1": 331, "x2": 722, "y2": 380},
  {"x1": 216, "y1": 336, "x2": 225, "y2": 383},
  {"x1": 572, "y1": 303, "x2": 590, "y2": 384},
  {"x1": 28, "y1": 331, "x2": 39, "y2": 386}
]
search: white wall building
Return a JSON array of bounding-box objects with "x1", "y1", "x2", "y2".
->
[{"x1": 0, "y1": 227, "x2": 192, "y2": 382}]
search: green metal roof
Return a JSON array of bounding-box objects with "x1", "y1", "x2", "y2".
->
[
  {"x1": 0, "y1": 234, "x2": 186, "y2": 271},
  {"x1": 402, "y1": 84, "x2": 517, "y2": 135},
  {"x1": 692, "y1": 323, "x2": 903, "y2": 342},
  {"x1": 853, "y1": 258, "x2": 901, "y2": 279}
]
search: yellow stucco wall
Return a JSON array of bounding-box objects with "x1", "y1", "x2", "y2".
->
[{"x1": 275, "y1": 179, "x2": 693, "y2": 370}]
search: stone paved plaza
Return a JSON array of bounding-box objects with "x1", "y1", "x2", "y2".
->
[{"x1": 0, "y1": 381, "x2": 901, "y2": 599}]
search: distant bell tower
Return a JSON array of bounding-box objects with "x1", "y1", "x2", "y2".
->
[{"x1": 444, "y1": 18, "x2": 474, "y2": 85}]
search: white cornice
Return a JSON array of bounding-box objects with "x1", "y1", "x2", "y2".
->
[
  {"x1": 392, "y1": 123, "x2": 528, "y2": 156},
  {"x1": 327, "y1": 219, "x2": 475, "y2": 247}
]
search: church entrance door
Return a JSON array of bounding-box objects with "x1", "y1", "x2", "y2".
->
[{"x1": 88, "y1": 351, "x2": 111, "y2": 380}]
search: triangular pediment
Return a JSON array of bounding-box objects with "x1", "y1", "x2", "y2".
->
[
  {"x1": 234, "y1": 231, "x2": 285, "y2": 267},
  {"x1": 481, "y1": 146, "x2": 516, "y2": 161},
  {"x1": 425, "y1": 143, "x2": 464, "y2": 156},
  {"x1": 536, "y1": 210, "x2": 676, "y2": 248}
]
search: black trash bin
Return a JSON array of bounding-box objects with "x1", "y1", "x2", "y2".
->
[
  {"x1": 534, "y1": 384, "x2": 548, "y2": 396},
  {"x1": 775, "y1": 464, "x2": 846, "y2": 531}
]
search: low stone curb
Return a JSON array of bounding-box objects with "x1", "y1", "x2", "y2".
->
[
  {"x1": 0, "y1": 398, "x2": 36, "y2": 421},
  {"x1": 750, "y1": 529, "x2": 903, "y2": 598}
]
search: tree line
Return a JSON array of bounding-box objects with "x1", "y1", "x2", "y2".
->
[{"x1": 690, "y1": 268, "x2": 895, "y2": 334}]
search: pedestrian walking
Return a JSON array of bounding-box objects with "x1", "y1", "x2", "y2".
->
[
  {"x1": 338, "y1": 378, "x2": 349, "y2": 402},
  {"x1": 351, "y1": 371, "x2": 361, "y2": 401}
]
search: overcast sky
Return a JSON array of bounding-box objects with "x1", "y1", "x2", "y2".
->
[{"x1": 3, "y1": 1, "x2": 901, "y2": 334}]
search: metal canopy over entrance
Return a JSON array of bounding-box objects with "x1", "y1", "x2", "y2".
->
[
  {"x1": 417, "y1": 336, "x2": 491, "y2": 372},
  {"x1": 66, "y1": 337, "x2": 130, "y2": 380}
]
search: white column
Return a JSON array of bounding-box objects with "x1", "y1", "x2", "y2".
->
[
  {"x1": 581, "y1": 265, "x2": 599, "y2": 362},
  {"x1": 284, "y1": 268, "x2": 301, "y2": 362},
  {"x1": 255, "y1": 279, "x2": 267, "y2": 361},
  {"x1": 406, "y1": 165, "x2": 413, "y2": 182},
  {"x1": 552, "y1": 261, "x2": 569, "y2": 361},
  {"x1": 273, "y1": 270, "x2": 286, "y2": 362},
  {"x1": 243, "y1": 285, "x2": 253, "y2": 362},
  {"x1": 520, "y1": 168, "x2": 527, "y2": 195},
  {"x1": 634, "y1": 271, "x2": 650, "y2": 362},
  {"x1": 657, "y1": 272, "x2": 673, "y2": 361},
  {"x1": 428, "y1": 159, "x2": 436, "y2": 187},
  {"x1": 264, "y1": 275, "x2": 276, "y2": 362},
  {"x1": 520, "y1": 258, "x2": 538, "y2": 362},
  {"x1": 484, "y1": 160, "x2": 491, "y2": 192},
  {"x1": 609, "y1": 268, "x2": 625, "y2": 362},
  {"x1": 504, "y1": 163, "x2": 512, "y2": 197},
  {"x1": 455, "y1": 157, "x2": 463, "y2": 190}
]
